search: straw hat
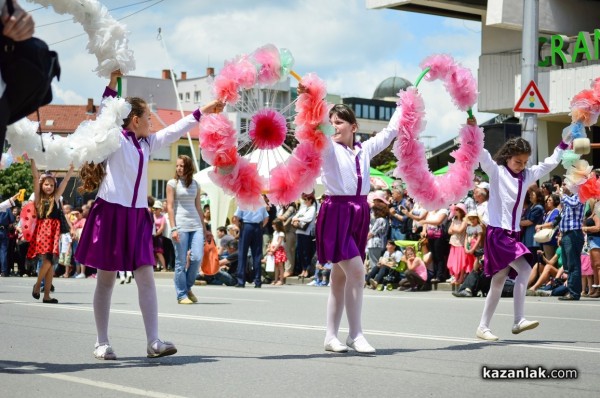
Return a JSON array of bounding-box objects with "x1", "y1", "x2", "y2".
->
[{"x1": 152, "y1": 200, "x2": 163, "y2": 209}]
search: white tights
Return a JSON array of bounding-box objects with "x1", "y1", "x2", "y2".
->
[
  {"x1": 94, "y1": 266, "x2": 158, "y2": 345},
  {"x1": 325, "y1": 256, "x2": 365, "y2": 344},
  {"x1": 478, "y1": 256, "x2": 532, "y2": 330}
]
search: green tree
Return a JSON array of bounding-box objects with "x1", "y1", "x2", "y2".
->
[{"x1": 0, "y1": 161, "x2": 33, "y2": 201}]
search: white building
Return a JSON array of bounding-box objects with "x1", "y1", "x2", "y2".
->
[{"x1": 367, "y1": 0, "x2": 600, "y2": 173}]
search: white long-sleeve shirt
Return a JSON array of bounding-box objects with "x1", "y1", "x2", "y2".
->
[
  {"x1": 321, "y1": 110, "x2": 400, "y2": 196},
  {"x1": 479, "y1": 146, "x2": 563, "y2": 231},
  {"x1": 96, "y1": 88, "x2": 201, "y2": 208}
]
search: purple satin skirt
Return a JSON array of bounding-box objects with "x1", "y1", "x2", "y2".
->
[
  {"x1": 484, "y1": 225, "x2": 533, "y2": 278},
  {"x1": 315, "y1": 195, "x2": 369, "y2": 264},
  {"x1": 74, "y1": 198, "x2": 155, "y2": 271}
]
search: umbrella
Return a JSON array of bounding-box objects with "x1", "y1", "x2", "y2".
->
[{"x1": 370, "y1": 168, "x2": 395, "y2": 189}]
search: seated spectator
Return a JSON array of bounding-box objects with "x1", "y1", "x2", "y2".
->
[
  {"x1": 199, "y1": 240, "x2": 239, "y2": 286},
  {"x1": 367, "y1": 240, "x2": 402, "y2": 290},
  {"x1": 307, "y1": 261, "x2": 331, "y2": 286},
  {"x1": 528, "y1": 237, "x2": 563, "y2": 293},
  {"x1": 398, "y1": 245, "x2": 428, "y2": 291},
  {"x1": 216, "y1": 226, "x2": 233, "y2": 259}
]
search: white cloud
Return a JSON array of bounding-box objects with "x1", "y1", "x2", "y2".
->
[{"x1": 27, "y1": 0, "x2": 494, "y2": 145}]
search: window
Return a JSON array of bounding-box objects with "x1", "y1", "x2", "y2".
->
[
  {"x1": 179, "y1": 93, "x2": 183, "y2": 101},
  {"x1": 177, "y1": 145, "x2": 193, "y2": 158},
  {"x1": 354, "y1": 104, "x2": 361, "y2": 118},
  {"x1": 185, "y1": 92, "x2": 190, "y2": 102},
  {"x1": 194, "y1": 91, "x2": 201, "y2": 103},
  {"x1": 150, "y1": 145, "x2": 171, "y2": 161},
  {"x1": 362, "y1": 104, "x2": 369, "y2": 119},
  {"x1": 369, "y1": 105, "x2": 375, "y2": 119},
  {"x1": 151, "y1": 179, "x2": 168, "y2": 200}
]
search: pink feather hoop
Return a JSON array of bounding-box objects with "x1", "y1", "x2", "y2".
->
[
  {"x1": 199, "y1": 45, "x2": 328, "y2": 209},
  {"x1": 392, "y1": 54, "x2": 484, "y2": 210}
]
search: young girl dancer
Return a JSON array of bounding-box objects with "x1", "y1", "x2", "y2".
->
[
  {"x1": 166, "y1": 155, "x2": 211, "y2": 304},
  {"x1": 76, "y1": 71, "x2": 223, "y2": 359},
  {"x1": 472, "y1": 118, "x2": 567, "y2": 341},
  {"x1": 29, "y1": 159, "x2": 74, "y2": 303},
  {"x1": 302, "y1": 85, "x2": 401, "y2": 353}
]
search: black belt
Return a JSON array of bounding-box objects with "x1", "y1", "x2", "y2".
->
[{"x1": 243, "y1": 222, "x2": 260, "y2": 225}]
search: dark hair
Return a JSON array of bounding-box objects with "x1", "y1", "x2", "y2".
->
[
  {"x1": 372, "y1": 202, "x2": 389, "y2": 218},
  {"x1": 548, "y1": 193, "x2": 560, "y2": 207},
  {"x1": 329, "y1": 104, "x2": 357, "y2": 126},
  {"x1": 528, "y1": 186, "x2": 544, "y2": 205},
  {"x1": 329, "y1": 104, "x2": 358, "y2": 145},
  {"x1": 492, "y1": 137, "x2": 531, "y2": 166},
  {"x1": 228, "y1": 239, "x2": 238, "y2": 250},
  {"x1": 147, "y1": 195, "x2": 155, "y2": 208},
  {"x1": 542, "y1": 181, "x2": 554, "y2": 193},
  {"x1": 217, "y1": 226, "x2": 227, "y2": 233},
  {"x1": 551, "y1": 174, "x2": 562, "y2": 185},
  {"x1": 386, "y1": 240, "x2": 398, "y2": 249},
  {"x1": 175, "y1": 155, "x2": 194, "y2": 187},
  {"x1": 121, "y1": 97, "x2": 148, "y2": 129}
]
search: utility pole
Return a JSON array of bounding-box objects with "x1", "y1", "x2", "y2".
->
[{"x1": 521, "y1": 0, "x2": 539, "y2": 165}]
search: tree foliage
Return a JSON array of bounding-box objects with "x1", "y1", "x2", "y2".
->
[{"x1": 0, "y1": 162, "x2": 33, "y2": 200}]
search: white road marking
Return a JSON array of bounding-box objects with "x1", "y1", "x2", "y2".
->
[
  {"x1": 0, "y1": 363, "x2": 189, "y2": 398},
  {"x1": 2, "y1": 299, "x2": 599, "y2": 354}
]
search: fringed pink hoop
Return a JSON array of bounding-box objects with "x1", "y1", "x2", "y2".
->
[
  {"x1": 199, "y1": 44, "x2": 328, "y2": 209},
  {"x1": 392, "y1": 54, "x2": 484, "y2": 210}
]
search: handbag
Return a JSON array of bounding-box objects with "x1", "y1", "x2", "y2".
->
[
  {"x1": 201, "y1": 237, "x2": 220, "y2": 276},
  {"x1": 19, "y1": 202, "x2": 37, "y2": 242},
  {"x1": 533, "y1": 227, "x2": 557, "y2": 243},
  {"x1": 0, "y1": 0, "x2": 61, "y2": 124}
]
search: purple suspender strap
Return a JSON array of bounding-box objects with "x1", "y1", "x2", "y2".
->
[
  {"x1": 354, "y1": 142, "x2": 363, "y2": 196},
  {"x1": 123, "y1": 130, "x2": 144, "y2": 207}
]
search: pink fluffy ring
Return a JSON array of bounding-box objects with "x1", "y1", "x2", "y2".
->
[
  {"x1": 391, "y1": 54, "x2": 484, "y2": 210},
  {"x1": 198, "y1": 44, "x2": 331, "y2": 210}
]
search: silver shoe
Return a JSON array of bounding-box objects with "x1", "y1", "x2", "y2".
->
[{"x1": 147, "y1": 339, "x2": 177, "y2": 358}]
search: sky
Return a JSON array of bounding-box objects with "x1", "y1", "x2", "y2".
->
[{"x1": 25, "y1": 0, "x2": 494, "y2": 148}]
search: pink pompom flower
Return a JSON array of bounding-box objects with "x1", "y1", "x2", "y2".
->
[{"x1": 248, "y1": 108, "x2": 287, "y2": 150}]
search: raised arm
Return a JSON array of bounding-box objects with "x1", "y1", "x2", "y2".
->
[{"x1": 55, "y1": 164, "x2": 75, "y2": 200}]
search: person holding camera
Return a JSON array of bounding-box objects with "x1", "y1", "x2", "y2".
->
[{"x1": 0, "y1": 0, "x2": 35, "y2": 159}]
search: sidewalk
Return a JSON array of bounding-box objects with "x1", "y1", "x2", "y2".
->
[{"x1": 153, "y1": 271, "x2": 453, "y2": 291}]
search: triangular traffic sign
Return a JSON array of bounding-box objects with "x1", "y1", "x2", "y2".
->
[{"x1": 514, "y1": 80, "x2": 549, "y2": 113}]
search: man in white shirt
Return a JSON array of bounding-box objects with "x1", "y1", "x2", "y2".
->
[{"x1": 474, "y1": 184, "x2": 489, "y2": 226}]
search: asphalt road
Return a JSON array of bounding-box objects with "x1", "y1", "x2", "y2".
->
[{"x1": 0, "y1": 275, "x2": 598, "y2": 397}]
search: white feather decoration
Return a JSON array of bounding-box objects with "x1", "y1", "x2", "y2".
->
[
  {"x1": 28, "y1": 0, "x2": 136, "y2": 77},
  {"x1": 5, "y1": 97, "x2": 130, "y2": 169}
]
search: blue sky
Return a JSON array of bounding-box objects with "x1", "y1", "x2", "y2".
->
[{"x1": 26, "y1": 0, "x2": 492, "y2": 147}]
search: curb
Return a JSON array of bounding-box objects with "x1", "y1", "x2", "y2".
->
[{"x1": 154, "y1": 271, "x2": 453, "y2": 291}]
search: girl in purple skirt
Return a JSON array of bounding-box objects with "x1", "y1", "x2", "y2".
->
[
  {"x1": 76, "y1": 70, "x2": 223, "y2": 360},
  {"x1": 471, "y1": 118, "x2": 567, "y2": 341},
  {"x1": 306, "y1": 94, "x2": 400, "y2": 353}
]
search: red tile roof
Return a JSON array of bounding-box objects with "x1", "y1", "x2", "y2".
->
[{"x1": 26, "y1": 104, "x2": 200, "y2": 139}]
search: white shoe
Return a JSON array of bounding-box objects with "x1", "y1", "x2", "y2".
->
[
  {"x1": 324, "y1": 338, "x2": 348, "y2": 353},
  {"x1": 307, "y1": 280, "x2": 317, "y2": 286},
  {"x1": 147, "y1": 339, "x2": 177, "y2": 358},
  {"x1": 94, "y1": 343, "x2": 117, "y2": 360},
  {"x1": 476, "y1": 327, "x2": 499, "y2": 341},
  {"x1": 512, "y1": 319, "x2": 539, "y2": 335},
  {"x1": 75, "y1": 273, "x2": 85, "y2": 279},
  {"x1": 346, "y1": 336, "x2": 376, "y2": 354}
]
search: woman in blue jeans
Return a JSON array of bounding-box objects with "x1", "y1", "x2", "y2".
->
[{"x1": 166, "y1": 155, "x2": 212, "y2": 304}]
